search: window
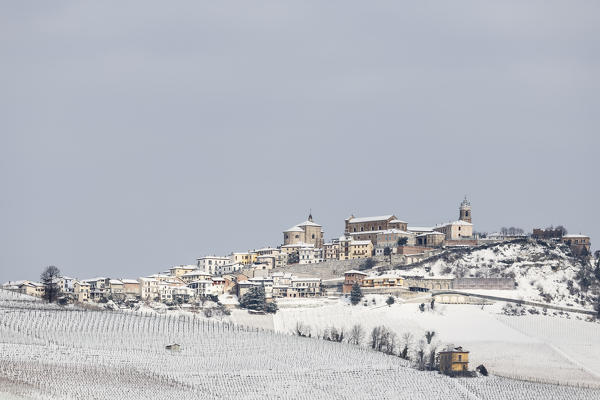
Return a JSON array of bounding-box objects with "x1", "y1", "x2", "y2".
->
[
  {"x1": 458, "y1": 355, "x2": 462, "y2": 361},
  {"x1": 361, "y1": 227, "x2": 364, "y2": 232}
]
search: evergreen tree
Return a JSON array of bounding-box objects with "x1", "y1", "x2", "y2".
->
[
  {"x1": 239, "y1": 285, "x2": 266, "y2": 311},
  {"x1": 350, "y1": 283, "x2": 363, "y2": 305},
  {"x1": 386, "y1": 296, "x2": 395, "y2": 306}
]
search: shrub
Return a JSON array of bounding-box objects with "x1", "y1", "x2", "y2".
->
[{"x1": 386, "y1": 296, "x2": 395, "y2": 306}]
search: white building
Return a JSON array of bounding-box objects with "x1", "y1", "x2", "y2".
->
[
  {"x1": 197, "y1": 256, "x2": 231, "y2": 275},
  {"x1": 298, "y1": 246, "x2": 324, "y2": 264},
  {"x1": 139, "y1": 277, "x2": 159, "y2": 301}
]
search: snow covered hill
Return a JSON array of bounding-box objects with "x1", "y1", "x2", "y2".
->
[
  {"x1": 402, "y1": 239, "x2": 596, "y2": 309},
  {"x1": 2, "y1": 289, "x2": 600, "y2": 400}
]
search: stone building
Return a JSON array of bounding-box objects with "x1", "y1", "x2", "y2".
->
[
  {"x1": 344, "y1": 215, "x2": 408, "y2": 245},
  {"x1": 283, "y1": 213, "x2": 324, "y2": 248},
  {"x1": 562, "y1": 234, "x2": 591, "y2": 256}
]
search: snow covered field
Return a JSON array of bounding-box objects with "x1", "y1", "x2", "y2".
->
[
  {"x1": 2, "y1": 290, "x2": 600, "y2": 399},
  {"x1": 253, "y1": 295, "x2": 600, "y2": 386}
]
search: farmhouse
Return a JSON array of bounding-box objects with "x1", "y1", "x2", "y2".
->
[{"x1": 439, "y1": 347, "x2": 469, "y2": 375}]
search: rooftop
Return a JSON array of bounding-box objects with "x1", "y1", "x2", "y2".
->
[{"x1": 347, "y1": 215, "x2": 395, "y2": 223}]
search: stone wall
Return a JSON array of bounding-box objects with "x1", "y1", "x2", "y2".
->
[{"x1": 452, "y1": 278, "x2": 515, "y2": 290}]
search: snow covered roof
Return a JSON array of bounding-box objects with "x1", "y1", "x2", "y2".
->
[
  {"x1": 297, "y1": 220, "x2": 321, "y2": 227},
  {"x1": 563, "y1": 234, "x2": 589, "y2": 238},
  {"x1": 281, "y1": 242, "x2": 314, "y2": 248},
  {"x1": 348, "y1": 230, "x2": 385, "y2": 236},
  {"x1": 284, "y1": 226, "x2": 304, "y2": 232},
  {"x1": 292, "y1": 277, "x2": 321, "y2": 282},
  {"x1": 347, "y1": 215, "x2": 395, "y2": 223},
  {"x1": 344, "y1": 270, "x2": 368, "y2": 275},
  {"x1": 182, "y1": 270, "x2": 210, "y2": 277},
  {"x1": 407, "y1": 226, "x2": 433, "y2": 232},
  {"x1": 109, "y1": 279, "x2": 123, "y2": 285},
  {"x1": 379, "y1": 229, "x2": 412, "y2": 235},
  {"x1": 120, "y1": 279, "x2": 139, "y2": 284},
  {"x1": 435, "y1": 220, "x2": 473, "y2": 228},
  {"x1": 169, "y1": 265, "x2": 196, "y2": 270},
  {"x1": 417, "y1": 232, "x2": 445, "y2": 237},
  {"x1": 351, "y1": 240, "x2": 372, "y2": 245},
  {"x1": 389, "y1": 219, "x2": 407, "y2": 224}
]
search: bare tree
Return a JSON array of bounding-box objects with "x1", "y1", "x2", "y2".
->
[
  {"x1": 40, "y1": 265, "x2": 61, "y2": 303},
  {"x1": 348, "y1": 324, "x2": 365, "y2": 345},
  {"x1": 415, "y1": 339, "x2": 426, "y2": 370},
  {"x1": 425, "y1": 331, "x2": 436, "y2": 344}
]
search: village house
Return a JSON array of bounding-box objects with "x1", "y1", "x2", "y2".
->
[
  {"x1": 256, "y1": 252, "x2": 288, "y2": 269},
  {"x1": 121, "y1": 279, "x2": 141, "y2": 299},
  {"x1": 214, "y1": 262, "x2": 244, "y2": 275},
  {"x1": 83, "y1": 278, "x2": 109, "y2": 301},
  {"x1": 180, "y1": 270, "x2": 212, "y2": 284},
  {"x1": 339, "y1": 238, "x2": 373, "y2": 260},
  {"x1": 362, "y1": 274, "x2": 404, "y2": 288},
  {"x1": 168, "y1": 265, "x2": 197, "y2": 278},
  {"x1": 561, "y1": 234, "x2": 591, "y2": 256},
  {"x1": 139, "y1": 277, "x2": 159, "y2": 301},
  {"x1": 287, "y1": 277, "x2": 321, "y2": 298},
  {"x1": 415, "y1": 231, "x2": 446, "y2": 247},
  {"x1": 342, "y1": 270, "x2": 367, "y2": 293},
  {"x1": 323, "y1": 239, "x2": 341, "y2": 260},
  {"x1": 439, "y1": 347, "x2": 470, "y2": 375},
  {"x1": 8, "y1": 280, "x2": 46, "y2": 297},
  {"x1": 187, "y1": 280, "x2": 213, "y2": 298},
  {"x1": 298, "y1": 246, "x2": 323, "y2": 264},
  {"x1": 197, "y1": 256, "x2": 230, "y2": 274},
  {"x1": 230, "y1": 252, "x2": 255, "y2": 265},
  {"x1": 74, "y1": 280, "x2": 90, "y2": 302},
  {"x1": 109, "y1": 279, "x2": 125, "y2": 298},
  {"x1": 283, "y1": 213, "x2": 324, "y2": 248}
]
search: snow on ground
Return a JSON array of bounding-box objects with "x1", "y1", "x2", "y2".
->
[
  {"x1": 2, "y1": 290, "x2": 600, "y2": 399},
  {"x1": 402, "y1": 240, "x2": 594, "y2": 310},
  {"x1": 230, "y1": 294, "x2": 600, "y2": 387}
]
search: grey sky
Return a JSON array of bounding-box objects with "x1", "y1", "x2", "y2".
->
[{"x1": 1, "y1": 1, "x2": 598, "y2": 283}]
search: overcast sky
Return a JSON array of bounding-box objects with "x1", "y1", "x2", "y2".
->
[{"x1": 1, "y1": 1, "x2": 598, "y2": 283}]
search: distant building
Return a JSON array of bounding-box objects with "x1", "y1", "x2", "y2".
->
[
  {"x1": 283, "y1": 213, "x2": 324, "y2": 248},
  {"x1": 532, "y1": 227, "x2": 565, "y2": 240},
  {"x1": 168, "y1": 265, "x2": 197, "y2": 278},
  {"x1": 344, "y1": 215, "x2": 408, "y2": 245},
  {"x1": 415, "y1": 231, "x2": 445, "y2": 247},
  {"x1": 197, "y1": 256, "x2": 230, "y2": 274},
  {"x1": 439, "y1": 347, "x2": 469, "y2": 375},
  {"x1": 339, "y1": 238, "x2": 373, "y2": 260},
  {"x1": 562, "y1": 234, "x2": 591, "y2": 256},
  {"x1": 342, "y1": 270, "x2": 367, "y2": 293}
]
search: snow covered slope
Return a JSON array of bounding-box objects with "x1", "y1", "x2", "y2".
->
[
  {"x1": 2, "y1": 289, "x2": 599, "y2": 400},
  {"x1": 403, "y1": 239, "x2": 594, "y2": 309}
]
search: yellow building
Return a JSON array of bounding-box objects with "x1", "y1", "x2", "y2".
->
[
  {"x1": 439, "y1": 347, "x2": 469, "y2": 375},
  {"x1": 168, "y1": 265, "x2": 197, "y2": 278},
  {"x1": 339, "y1": 238, "x2": 373, "y2": 260},
  {"x1": 230, "y1": 252, "x2": 256, "y2": 265},
  {"x1": 362, "y1": 274, "x2": 403, "y2": 288}
]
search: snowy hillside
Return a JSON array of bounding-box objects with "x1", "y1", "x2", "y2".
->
[
  {"x1": 403, "y1": 239, "x2": 595, "y2": 309},
  {"x1": 2, "y1": 290, "x2": 600, "y2": 400}
]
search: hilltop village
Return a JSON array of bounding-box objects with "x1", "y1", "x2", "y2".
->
[{"x1": 3, "y1": 198, "x2": 593, "y2": 309}]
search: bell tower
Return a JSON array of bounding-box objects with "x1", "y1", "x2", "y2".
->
[{"x1": 459, "y1": 196, "x2": 472, "y2": 223}]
